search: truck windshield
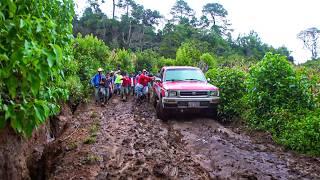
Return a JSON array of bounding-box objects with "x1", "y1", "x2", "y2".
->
[{"x1": 164, "y1": 69, "x2": 206, "y2": 82}]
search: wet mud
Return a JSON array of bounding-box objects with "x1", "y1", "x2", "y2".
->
[{"x1": 46, "y1": 97, "x2": 320, "y2": 179}]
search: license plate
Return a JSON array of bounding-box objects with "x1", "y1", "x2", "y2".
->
[{"x1": 188, "y1": 102, "x2": 200, "y2": 107}]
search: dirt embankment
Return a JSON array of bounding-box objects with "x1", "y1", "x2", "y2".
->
[
  {"x1": 40, "y1": 96, "x2": 320, "y2": 180},
  {"x1": 0, "y1": 104, "x2": 71, "y2": 180}
]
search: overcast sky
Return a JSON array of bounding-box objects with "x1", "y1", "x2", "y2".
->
[{"x1": 75, "y1": 0, "x2": 320, "y2": 63}]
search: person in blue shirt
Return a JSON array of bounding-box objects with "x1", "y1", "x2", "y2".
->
[
  {"x1": 104, "y1": 72, "x2": 113, "y2": 104},
  {"x1": 91, "y1": 68, "x2": 106, "y2": 105}
]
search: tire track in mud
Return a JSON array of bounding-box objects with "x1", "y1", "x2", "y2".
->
[
  {"x1": 48, "y1": 97, "x2": 320, "y2": 180},
  {"x1": 95, "y1": 97, "x2": 210, "y2": 179},
  {"x1": 168, "y1": 118, "x2": 320, "y2": 179}
]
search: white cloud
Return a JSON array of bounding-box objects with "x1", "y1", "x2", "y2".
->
[{"x1": 75, "y1": 0, "x2": 320, "y2": 63}]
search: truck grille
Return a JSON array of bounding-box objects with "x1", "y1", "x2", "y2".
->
[{"x1": 179, "y1": 91, "x2": 208, "y2": 96}]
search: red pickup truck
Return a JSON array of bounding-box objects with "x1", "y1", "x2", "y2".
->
[{"x1": 152, "y1": 66, "x2": 220, "y2": 120}]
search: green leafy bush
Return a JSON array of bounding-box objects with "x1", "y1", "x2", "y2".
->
[
  {"x1": 276, "y1": 109, "x2": 320, "y2": 155},
  {"x1": 110, "y1": 49, "x2": 134, "y2": 73},
  {"x1": 136, "y1": 50, "x2": 159, "y2": 73},
  {"x1": 0, "y1": 0, "x2": 74, "y2": 136},
  {"x1": 206, "y1": 67, "x2": 246, "y2": 120},
  {"x1": 64, "y1": 76, "x2": 86, "y2": 108},
  {"x1": 199, "y1": 53, "x2": 217, "y2": 72},
  {"x1": 176, "y1": 41, "x2": 201, "y2": 66},
  {"x1": 245, "y1": 53, "x2": 314, "y2": 130},
  {"x1": 157, "y1": 57, "x2": 176, "y2": 69},
  {"x1": 74, "y1": 34, "x2": 110, "y2": 83},
  {"x1": 71, "y1": 34, "x2": 111, "y2": 104}
]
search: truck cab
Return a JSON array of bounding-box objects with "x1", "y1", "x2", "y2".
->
[{"x1": 152, "y1": 66, "x2": 220, "y2": 120}]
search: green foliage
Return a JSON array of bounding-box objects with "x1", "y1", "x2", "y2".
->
[
  {"x1": 74, "y1": 34, "x2": 110, "y2": 81},
  {"x1": 206, "y1": 67, "x2": 246, "y2": 120},
  {"x1": 111, "y1": 49, "x2": 134, "y2": 73},
  {"x1": 245, "y1": 53, "x2": 314, "y2": 130},
  {"x1": 302, "y1": 59, "x2": 320, "y2": 71},
  {"x1": 176, "y1": 41, "x2": 201, "y2": 66},
  {"x1": 277, "y1": 110, "x2": 320, "y2": 155},
  {"x1": 136, "y1": 50, "x2": 159, "y2": 73},
  {"x1": 157, "y1": 57, "x2": 176, "y2": 69},
  {"x1": 0, "y1": 0, "x2": 74, "y2": 136},
  {"x1": 217, "y1": 54, "x2": 257, "y2": 68},
  {"x1": 72, "y1": 34, "x2": 110, "y2": 102},
  {"x1": 199, "y1": 53, "x2": 217, "y2": 72},
  {"x1": 64, "y1": 76, "x2": 85, "y2": 107}
]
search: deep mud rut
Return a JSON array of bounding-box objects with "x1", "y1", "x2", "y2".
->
[{"x1": 47, "y1": 97, "x2": 320, "y2": 180}]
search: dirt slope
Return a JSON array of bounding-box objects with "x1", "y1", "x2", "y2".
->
[{"x1": 46, "y1": 97, "x2": 320, "y2": 179}]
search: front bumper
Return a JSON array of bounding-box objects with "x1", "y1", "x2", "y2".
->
[{"x1": 162, "y1": 96, "x2": 220, "y2": 109}]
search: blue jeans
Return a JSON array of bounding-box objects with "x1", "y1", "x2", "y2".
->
[
  {"x1": 105, "y1": 87, "x2": 110, "y2": 102},
  {"x1": 115, "y1": 83, "x2": 121, "y2": 94},
  {"x1": 135, "y1": 84, "x2": 148, "y2": 98},
  {"x1": 95, "y1": 86, "x2": 106, "y2": 102}
]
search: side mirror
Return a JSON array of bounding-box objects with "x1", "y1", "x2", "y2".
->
[{"x1": 155, "y1": 77, "x2": 162, "y2": 82}]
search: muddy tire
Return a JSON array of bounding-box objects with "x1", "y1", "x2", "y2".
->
[
  {"x1": 207, "y1": 108, "x2": 218, "y2": 119},
  {"x1": 156, "y1": 99, "x2": 168, "y2": 120},
  {"x1": 152, "y1": 95, "x2": 158, "y2": 108},
  {"x1": 208, "y1": 108, "x2": 218, "y2": 119}
]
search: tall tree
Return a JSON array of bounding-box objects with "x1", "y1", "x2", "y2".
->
[
  {"x1": 202, "y1": 3, "x2": 230, "y2": 35},
  {"x1": 170, "y1": 0, "x2": 194, "y2": 24},
  {"x1": 112, "y1": 0, "x2": 116, "y2": 19},
  {"x1": 118, "y1": 0, "x2": 136, "y2": 48},
  {"x1": 118, "y1": 0, "x2": 135, "y2": 17},
  {"x1": 297, "y1": 27, "x2": 320, "y2": 60}
]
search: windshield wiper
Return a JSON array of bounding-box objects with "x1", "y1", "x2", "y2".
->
[
  {"x1": 166, "y1": 79, "x2": 182, "y2": 82},
  {"x1": 185, "y1": 78, "x2": 203, "y2": 81}
]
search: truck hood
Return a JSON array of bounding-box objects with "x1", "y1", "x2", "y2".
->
[{"x1": 163, "y1": 81, "x2": 218, "y2": 91}]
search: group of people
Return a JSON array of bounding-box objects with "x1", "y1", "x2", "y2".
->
[{"x1": 91, "y1": 68, "x2": 154, "y2": 105}]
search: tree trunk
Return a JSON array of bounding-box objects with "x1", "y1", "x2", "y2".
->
[
  {"x1": 126, "y1": 3, "x2": 129, "y2": 17},
  {"x1": 140, "y1": 25, "x2": 145, "y2": 50},
  {"x1": 210, "y1": 13, "x2": 216, "y2": 26},
  {"x1": 112, "y1": 0, "x2": 116, "y2": 19},
  {"x1": 122, "y1": 20, "x2": 132, "y2": 48}
]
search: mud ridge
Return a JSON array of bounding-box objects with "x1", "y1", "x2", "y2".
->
[{"x1": 39, "y1": 97, "x2": 320, "y2": 179}]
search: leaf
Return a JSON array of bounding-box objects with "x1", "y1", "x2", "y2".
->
[
  {"x1": 47, "y1": 54, "x2": 55, "y2": 67},
  {"x1": 43, "y1": 104, "x2": 50, "y2": 118},
  {"x1": 53, "y1": 44, "x2": 63, "y2": 62},
  {"x1": 36, "y1": 23, "x2": 42, "y2": 32},
  {"x1": 7, "y1": 0, "x2": 17, "y2": 18},
  {"x1": 7, "y1": 76, "x2": 18, "y2": 98},
  {"x1": 10, "y1": 115, "x2": 22, "y2": 133},
  {"x1": 0, "y1": 54, "x2": 9, "y2": 61},
  {"x1": 31, "y1": 81, "x2": 41, "y2": 96},
  {"x1": 34, "y1": 105, "x2": 44, "y2": 123},
  {"x1": 0, "y1": 11, "x2": 5, "y2": 20},
  {"x1": 19, "y1": 19, "x2": 25, "y2": 28}
]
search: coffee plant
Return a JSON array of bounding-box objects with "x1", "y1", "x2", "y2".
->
[
  {"x1": 206, "y1": 67, "x2": 247, "y2": 121},
  {"x1": 245, "y1": 53, "x2": 314, "y2": 130},
  {"x1": 0, "y1": 0, "x2": 74, "y2": 136}
]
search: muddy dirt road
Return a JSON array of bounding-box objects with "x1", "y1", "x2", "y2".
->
[{"x1": 46, "y1": 97, "x2": 320, "y2": 179}]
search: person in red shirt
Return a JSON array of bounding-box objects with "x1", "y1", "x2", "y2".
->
[
  {"x1": 121, "y1": 72, "x2": 131, "y2": 101},
  {"x1": 135, "y1": 69, "x2": 154, "y2": 101},
  {"x1": 130, "y1": 72, "x2": 136, "y2": 96}
]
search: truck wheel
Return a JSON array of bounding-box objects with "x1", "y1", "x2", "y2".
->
[
  {"x1": 156, "y1": 99, "x2": 168, "y2": 120},
  {"x1": 207, "y1": 108, "x2": 218, "y2": 119},
  {"x1": 152, "y1": 95, "x2": 158, "y2": 108}
]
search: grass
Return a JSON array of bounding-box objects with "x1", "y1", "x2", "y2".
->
[
  {"x1": 81, "y1": 153, "x2": 102, "y2": 165},
  {"x1": 90, "y1": 112, "x2": 98, "y2": 119},
  {"x1": 83, "y1": 136, "x2": 96, "y2": 144},
  {"x1": 67, "y1": 142, "x2": 78, "y2": 150}
]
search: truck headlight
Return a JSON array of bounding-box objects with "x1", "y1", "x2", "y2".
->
[
  {"x1": 210, "y1": 91, "x2": 219, "y2": 96},
  {"x1": 168, "y1": 91, "x2": 178, "y2": 97}
]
